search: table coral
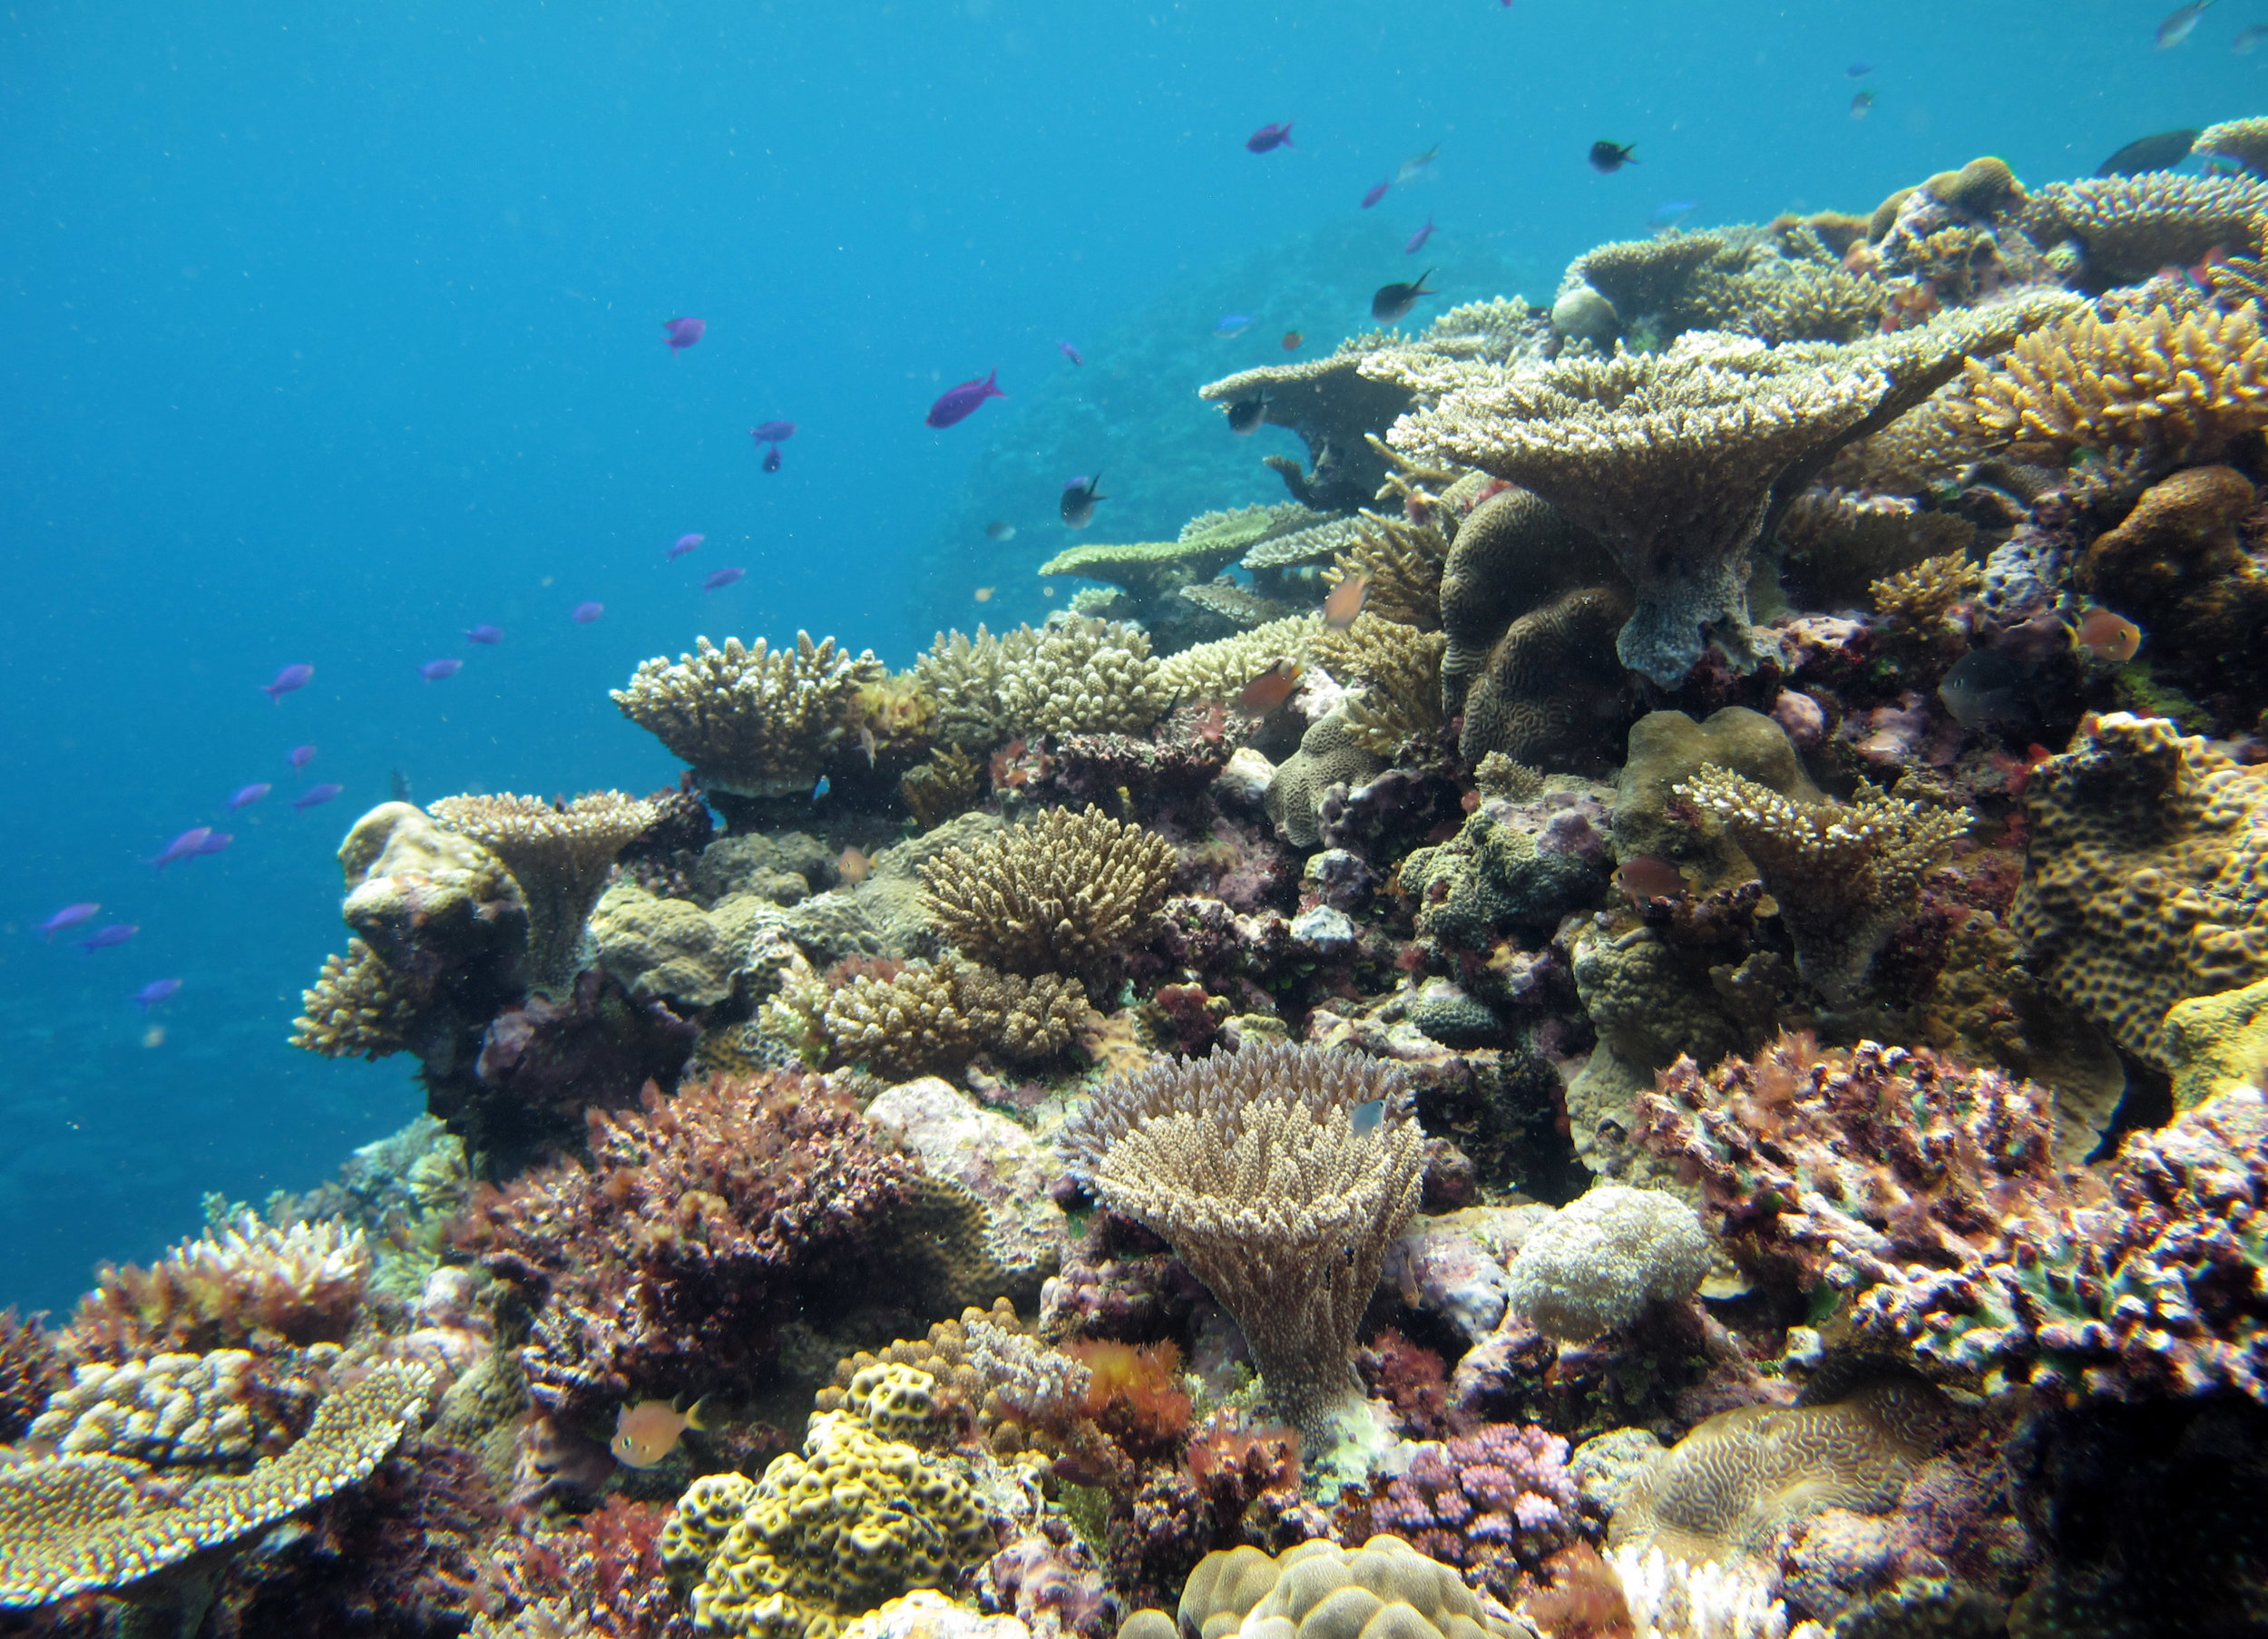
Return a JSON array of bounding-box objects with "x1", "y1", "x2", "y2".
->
[
  {"x1": 429, "y1": 791, "x2": 660, "y2": 995},
  {"x1": 1674, "y1": 767, "x2": 1967, "y2": 1004},
  {"x1": 1199, "y1": 349, "x2": 1417, "y2": 512},
  {"x1": 1057, "y1": 1041, "x2": 1423, "y2": 1445},
  {"x1": 921, "y1": 805, "x2": 1175, "y2": 986},
  {"x1": 1503, "y1": 1187, "x2": 1711, "y2": 1344},
  {"x1": 2021, "y1": 172, "x2": 2268, "y2": 287},
  {"x1": 2010, "y1": 712, "x2": 2268, "y2": 1068},
  {"x1": 1041, "y1": 506, "x2": 1320, "y2": 626},
  {"x1": 613, "y1": 632, "x2": 884, "y2": 796}
]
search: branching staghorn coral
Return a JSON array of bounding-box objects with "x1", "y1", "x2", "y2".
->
[
  {"x1": 1312, "y1": 613, "x2": 1447, "y2": 755},
  {"x1": 67, "y1": 1215, "x2": 371, "y2": 1361},
  {"x1": 2022, "y1": 172, "x2": 2268, "y2": 286},
  {"x1": 820, "y1": 955, "x2": 1090, "y2": 1078},
  {"x1": 921, "y1": 805, "x2": 1174, "y2": 987},
  {"x1": 611, "y1": 632, "x2": 883, "y2": 795},
  {"x1": 428, "y1": 791, "x2": 658, "y2": 994},
  {"x1": 1676, "y1": 767, "x2": 1967, "y2": 1004},
  {"x1": 1960, "y1": 301, "x2": 2268, "y2": 467},
  {"x1": 1870, "y1": 552, "x2": 1982, "y2": 661},
  {"x1": 289, "y1": 937, "x2": 434, "y2": 1059},
  {"x1": 0, "y1": 1360, "x2": 430, "y2": 1612},
  {"x1": 1056, "y1": 1041, "x2": 1423, "y2": 1441},
  {"x1": 1331, "y1": 512, "x2": 1449, "y2": 631},
  {"x1": 1157, "y1": 615, "x2": 1322, "y2": 707},
  {"x1": 999, "y1": 615, "x2": 1171, "y2": 737},
  {"x1": 1375, "y1": 298, "x2": 2069, "y2": 685}
]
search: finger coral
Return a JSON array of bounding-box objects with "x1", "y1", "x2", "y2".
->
[
  {"x1": 820, "y1": 954, "x2": 1090, "y2": 1078},
  {"x1": 1674, "y1": 767, "x2": 1966, "y2": 1004},
  {"x1": 1056, "y1": 1041, "x2": 1423, "y2": 1443},
  {"x1": 67, "y1": 1214, "x2": 371, "y2": 1361},
  {"x1": 464, "y1": 1071, "x2": 914, "y2": 1422},
  {"x1": 999, "y1": 616, "x2": 1171, "y2": 738},
  {"x1": 290, "y1": 936, "x2": 435, "y2": 1059},
  {"x1": 1959, "y1": 301, "x2": 2268, "y2": 467},
  {"x1": 612, "y1": 631, "x2": 884, "y2": 795},
  {"x1": 429, "y1": 791, "x2": 660, "y2": 994},
  {"x1": 2010, "y1": 711, "x2": 2268, "y2": 1069},
  {"x1": 0, "y1": 1359, "x2": 430, "y2": 1610},
  {"x1": 26, "y1": 1348, "x2": 290, "y2": 1468},
  {"x1": 917, "y1": 626, "x2": 1019, "y2": 751},
  {"x1": 920, "y1": 805, "x2": 1175, "y2": 986}
]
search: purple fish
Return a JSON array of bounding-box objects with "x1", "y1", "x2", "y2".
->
[
  {"x1": 669, "y1": 533, "x2": 704, "y2": 559},
  {"x1": 762, "y1": 445, "x2": 782, "y2": 473},
  {"x1": 1246, "y1": 121, "x2": 1295, "y2": 153},
  {"x1": 79, "y1": 923, "x2": 138, "y2": 952},
  {"x1": 288, "y1": 744, "x2": 318, "y2": 770},
  {"x1": 294, "y1": 783, "x2": 345, "y2": 811},
  {"x1": 419, "y1": 659, "x2": 464, "y2": 681},
  {"x1": 227, "y1": 783, "x2": 271, "y2": 810},
  {"x1": 663, "y1": 316, "x2": 705, "y2": 352},
  {"x1": 132, "y1": 979, "x2": 182, "y2": 1011},
  {"x1": 572, "y1": 601, "x2": 604, "y2": 624},
  {"x1": 1057, "y1": 340, "x2": 1084, "y2": 366},
  {"x1": 464, "y1": 624, "x2": 503, "y2": 645},
  {"x1": 38, "y1": 902, "x2": 101, "y2": 940},
  {"x1": 1361, "y1": 181, "x2": 1390, "y2": 209},
  {"x1": 262, "y1": 663, "x2": 314, "y2": 701},
  {"x1": 925, "y1": 371, "x2": 1004, "y2": 429},
  {"x1": 1405, "y1": 215, "x2": 1437, "y2": 255},
  {"x1": 150, "y1": 827, "x2": 213, "y2": 871},
  {"x1": 196, "y1": 831, "x2": 233, "y2": 855},
  {"x1": 750, "y1": 420, "x2": 797, "y2": 444},
  {"x1": 703, "y1": 568, "x2": 747, "y2": 590}
]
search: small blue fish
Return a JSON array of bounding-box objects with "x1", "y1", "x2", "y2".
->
[
  {"x1": 2159, "y1": 0, "x2": 2214, "y2": 47},
  {"x1": 1847, "y1": 62, "x2": 1874, "y2": 76},
  {"x1": 1214, "y1": 314, "x2": 1255, "y2": 338},
  {"x1": 1057, "y1": 340, "x2": 1083, "y2": 366},
  {"x1": 1395, "y1": 144, "x2": 1439, "y2": 185},
  {"x1": 132, "y1": 979, "x2": 181, "y2": 1011},
  {"x1": 1649, "y1": 200, "x2": 1699, "y2": 228},
  {"x1": 419, "y1": 659, "x2": 463, "y2": 681},
  {"x1": 1404, "y1": 215, "x2": 1437, "y2": 255},
  {"x1": 812, "y1": 775, "x2": 830, "y2": 801},
  {"x1": 38, "y1": 903, "x2": 100, "y2": 940},
  {"x1": 465, "y1": 624, "x2": 503, "y2": 645},
  {"x1": 2236, "y1": 21, "x2": 2268, "y2": 49},
  {"x1": 1350, "y1": 1098, "x2": 1387, "y2": 1137},
  {"x1": 79, "y1": 923, "x2": 138, "y2": 952}
]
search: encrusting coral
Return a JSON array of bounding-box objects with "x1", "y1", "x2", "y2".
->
[
  {"x1": 612, "y1": 632, "x2": 884, "y2": 795},
  {"x1": 1057, "y1": 1041, "x2": 1422, "y2": 1445},
  {"x1": 428, "y1": 791, "x2": 660, "y2": 994},
  {"x1": 920, "y1": 805, "x2": 1176, "y2": 987},
  {"x1": 1675, "y1": 767, "x2": 1967, "y2": 1005}
]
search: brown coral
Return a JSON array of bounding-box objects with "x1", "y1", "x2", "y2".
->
[
  {"x1": 428, "y1": 791, "x2": 659, "y2": 993},
  {"x1": 1332, "y1": 513, "x2": 1450, "y2": 631},
  {"x1": 66, "y1": 1215, "x2": 370, "y2": 1363},
  {"x1": 901, "y1": 746, "x2": 983, "y2": 827},
  {"x1": 821, "y1": 954, "x2": 1090, "y2": 1078},
  {"x1": 289, "y1": 937, "x2": 435, "y2": 1059},
  {"x1": 920, "y1": 805, "x2": 1175, "y2": 987},
  {"x1": 1312, "y1": 614, "x2": 1447, "y2": 756}
]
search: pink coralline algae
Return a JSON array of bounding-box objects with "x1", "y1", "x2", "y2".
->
[{"x1": 1363, "y1": 1421, "x2": 1585, "y2": 1601}]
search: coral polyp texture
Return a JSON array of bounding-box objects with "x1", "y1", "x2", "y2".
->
[
  {"x1": 1174, "y1": 1536, "x2": 1530, "y2": 1639},
  {"x1": 920, "y1": 805, "x2": 1175, "y2": 986},
  {"x1": 1057, "y1": 1041, "x2": 1422, "y2": 1441},
  {"x1": 290, "y1": 935, "x2": 435, "y2": 1059},
  {"x1": 2021, "y1": 172, "x2": 2268, "y2": 286},
  {"x1": 69, "y1": 1213, "x2": 370, "y2": 1359},
  {"x1": 612, "y1": 631, "x2": 885, "y2": 795},
  {"x1": 820, "y1": 954, "x2": 1090, "y2": 1078},
  {"x1": 428, "y1": 789, "x2": 660, "y2": 993},
  {"x1": 2011, "y1": 712, "x2": 2268, "y2": 1070}
]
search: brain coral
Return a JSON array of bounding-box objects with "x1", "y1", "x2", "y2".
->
[
  {"x1": 1266, "y1": 711, "x2": 1386, "y2": 848},
  {"x1": 920, "y1": 805, "x2": 1175, "y2": 986},
  {"x1": 2011, "y1": 712, "x2": 2268, "y2": 1068},
  {"x1": 1502, "y1": 1185, "x2": 1712, "y2": 1343},
  {"x1": 1176, "y1": 1536, "x2": 1529, "y2": 1639}
]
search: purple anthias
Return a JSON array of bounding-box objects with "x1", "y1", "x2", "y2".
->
[
  {"x1": 749, "y1": 420, "x2": 796, "y2": 444},
  {"x1": 38, "y1": 902, "x2": 100, "y2": 940},
  {"x1": 420, "y1": 659, "x2": 464, "y2": 681},
  {"x1": 79, "y1": 923, "x2": 137, "y2": 951},
  {"x1": 288, "y1": 744, "x2": 318, "y2": 770},
  {"x1": 669, "y1": 533, "x2": 703, "y2": 559},
  {"x1": 294, "y1": 783, "x2": 344, "y2": 811},
  {"x1": 465, "y1": 624, "x2": 503, "y2": 645},
  {"x1": 761, "y1": 446, "x2": 781, "y2": 473},
  {"x1": 1057, "y1": 340, "x2": 1084, "y2": 366},
  {"x1": 663, "y1": 316, "x2": 705, "y2": 352},
  {"x1": 572, "y1": 601, "x2": 604, "y2": 624},
  {"x1": 1406, "y1": 216, "x2": 1438, "y2": 255},
  {"x1": 228, "y1": 783, "x2": 271, "y2": 810},
  {"x1": 262, "y1": 663, "x2": 314, "y2": 701},
  {"x1": 196, "y1": 832, "x2": 232, "y2": 855},
  {"x1": 150, "y1": 827, "x2": 213, "y2": 871},
  {"x1": 702, "y1": 567, "x2": 746, "y2": 591},
  {"x1": 925, "y1": 371, "x2": 1003, "y2": 429},
  {"x1": 132, "y1": 979, "x2": 181, "y2": 1010},
  {"x1": 1246, "y1": 121, "x2": 1295, "y2": 153},
  {"x1": 1362, "y1": 180, "x2": 1390, "y2": 208}
]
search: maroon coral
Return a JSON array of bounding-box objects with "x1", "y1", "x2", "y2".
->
[
  {"x1": 1363, "y1": 1422, "x2": 1586, "y2": 1603},
  {"x1": 0, "y1": 1309, "x2": 61, "y2": 1441},
  {"x1": 465, "y1": 1070, "x2": 914, "y2": 1423}
]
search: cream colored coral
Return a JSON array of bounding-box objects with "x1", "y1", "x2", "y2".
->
[
  {"x1": 611, "y1": 631, "x2": 883, "y2": 794},
  {"x1": 1606, "y1": 1546, "x2": 1830, "y2": 1639},
  {"x1": 1158, "y1": 615, "x2": 1323, "y2": 706},
  {"x1": 289, "y1": 938, "x2": 431, "y2": 1059},
  {"x1": 428, "y1": 790, "x2": 656, "y2": 993},
  {"x1": 1056, "y1": 1042, "x2": 1422, "y2": 1439},
  {"x1": 998, "y1": 615, "x2": 1168, "y2": 737},
  {"x1": 1504, "y1": 1186, "x2": 1712, "y2": 1342},
  {"x1": 27, "y1": 1351, "x2": 269, "y2": 1467},
  {"x1": 821, "y1": 956, "x2": 1089, "y2": 1078},
  {"x1": 2023, "y1": 172, "x2": 2268, "y2": 283},
  {"x1": 1312, "y1": 614, "x2": 1446, "y2": 755},
  {"x1": 920, "y1": 806, "x2": 1174, "y2": 985},
  {"x1": 914, "y1": 626, "x2": 1019, "y2": 751}
]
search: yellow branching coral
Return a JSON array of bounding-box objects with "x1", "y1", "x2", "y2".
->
[
  {"x1": 428, "y1": 791, "x2": 658, "y2": 993},
  {"x1": 2023, "y1": 172, "x2": 2268, "y2": 285},
  {"x1": 1157, "y1": 616, "x2": 1321, "y2": 706},
  {"x1": 1056, "y1": 1041, "x2": 1422, "y2": 1443},
  {"x1": 0, "y1": 1361, "x2": 429, "y2": 1609},
  {"x1": 1870, "y1": 551, "x2": 1983, "y2": 656},
  {"x1": 1312, "y1": 614, "x2": 1446, "y2": 755},
  {"x1": 1960, "y1": 300, "x2": 2268, "y2": 467},
  {"x1": 1774, "y1": 488, "x2": 1975, "y2": 611},
  {"x1": 1330, "y1": 513, "x2": 1448, "y2": 631},
  {"x1": 288, "y1": 938, "x2": 432, "y2": 1059},
  {"x1": 613, "y1": 632, "x2": 884, "y2": 795},
  {"x1": 914, "y1": 626, "x2": 1016, "y2": 751},
  {"x1": 820, "y1": 956, "x2": 1089, "y2": 1078},
  {"x1": 1677, "y1": 766, "x2": 1967, "y2": 1004},
  {"x1": 1375, "y1": 298, "x2": 2069, "y2": 686},
  {"x1": 920, "y1": 806, "x2": 1174, "y2": 986}
]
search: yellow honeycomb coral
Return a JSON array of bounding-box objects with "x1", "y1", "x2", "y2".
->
[{"x1": 664, "y1": 1369, "x2": 992, "y2": 1639}]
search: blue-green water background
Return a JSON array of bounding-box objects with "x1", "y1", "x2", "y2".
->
[{"x1": 0, "y1": 0, "x2": 2255, "y2": 1310}]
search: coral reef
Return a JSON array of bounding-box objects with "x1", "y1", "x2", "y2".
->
[
  {"x1": 822, "y1": 957, "x2": 1091, "y2": 1078},
  {"x1": 428, "y1": 791, "x2": 660, "y2": 994},
  {"x1": 291, "y1": 937, "x2": 436, "y2": 1059},
  {"x1": 612, "y1": 632, "x2": 884, "y2": 795},
  {"x1": 1502, "y1": 1187, "x2": 1711, "y2": 1344},
  {"x1": 922, "y1": 806, "x2": 1176, "y2": 987},
  {"x1": 1199, "y1": 350, "x2": 1418, "y2": 512},
  {"x1": 67, "y1": 1213, "x2": 370, "y2": 1361},
  {"x1": 2022, "y1": 172, "x2": 2268, "y2": 287},
  {"x1": 999, "y1": 617, "x2": 1172, "y2": 738},
  {"x1": 1363, "y1": 1423, "x2": 1584, "y2": 1602},
  {"x1": 1266, "y1": 713, "x2": 1386, "y2": 849}
]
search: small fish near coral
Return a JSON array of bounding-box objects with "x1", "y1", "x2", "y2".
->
[
  {"x1": 1213, "y1": 313, "x2": 1255, "y2": 337},
  {"x1": 1280, "y1": 330, "x2": 1303, "y2": 350},
  {"x1": 37, "y1": 902, "x2": 99, "y2": 940},
  {"x1": 1372, "y1": 270, "x2": 1436, "y2": 321},
  {"x1": 464, "y1": 623, "x2": 503, "y2": 644},
  {"x1": 78, "y1": 922, "x2": 136, "y2": 952},
  {"x1": 1850, "y1": 90, "x2": 1875, "y2": 120},
  {"x1": 1397, "y1": 142, "x2": 1439, "y2": 183},
  {"x1": 2158, "y1": 0, "x2": 2214, "y2": 47},
  {"x1": 149, "y1": 827, "x2": 213, "y2": 871},
  {"x1": 662, "y1": 316, "x2": 705, "y2": 353},
  {"x1": 572, "y1": 600, "x2": 604, "y2": 623},
  {"x1": 1589, "y1": 140, "x2": 1637, "y2": 173},
  {"x1": 2237, "y1": 20, "x2": 2268, "y2": 49},
  {"x1": 611, "y1": 1395, "x2": 712, "y2": 1468},
  {"x1": 288, "y1": 743, "x2": 318, "y2": 770},
  {"x1": 1057, "y1": 339, "x2": 1083, "y2": 366},
  {"x1": 1225, "y1": 391, "x2": 1272, "y2": 434},
  {"x1": 751, "y1": 421, "x2": 796, "y2": 471},
  {"x1": 294, "y1": 782, "x2": 345, "y2": 810},
  {"x1": 1404, "y1": 215, "x2": 1437, "y2": 255},
  {"x1": 2072, "y1": 604, "x2": 2143, "y2": 662},
  {"x1": 925, "y1": 371, "x2": 1003, "y2": 428},
  {"x1": 1061, "y1": 473, "x2": 1107, "y2": 528},
  {"x1": 1246, "y1": 120, "x2": 1294, "y2": 153},
  {"x1": 227, "y1": 782, "x2": 270, "y2": 810},
  {"x1": 1361, "y1": 180, "x2": 1390, "y2": 209},
  {"x1": 2098, "y1": 129, "x2": 2199, "y2": 175},
  {"x1": 1323, "y1": 574, "x2": 1368, "y2": 629},
  {"x1": 982, "y1": 520, "x2": 1016, "y2": 541},
  {"x1": 1237, "y1": 658, "x2": 1303, "y2": 714}
]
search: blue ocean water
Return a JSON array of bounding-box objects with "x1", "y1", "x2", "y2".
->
[{"x1": 0, "y1": 0, "x2": 2255, "y2": 1312}]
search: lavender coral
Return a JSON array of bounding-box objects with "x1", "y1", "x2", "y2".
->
[{"x1": 1365, "y1": 1423, "x2": 1585, "y2": 1602}]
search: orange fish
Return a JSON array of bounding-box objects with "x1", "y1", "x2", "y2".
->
[
  {"x1": 1237, "y1": 659, "x2": 1305, "y2": 714},
  {"x1": 1323, "y1": 574, "x2": 1369, "y2": 629},
  {"x1": 2073, "y1": 605, "x2": 2142, "y2": 663},
  {"x1": 611, "y1": 1395, "x2": 712, "y2": 1468},
  {"x1": 973, "y1": 586, "x2": 994, "y2": 603},
  {"x1": 1281, "y1": 330, "x2": 1304, "y2": 351},
  {"x1": 838, "y1": 845, "x2": 873, "y2": 884},
  {"x1": 1613, "y1": 855, "x2": 1687, "y2": 906}
]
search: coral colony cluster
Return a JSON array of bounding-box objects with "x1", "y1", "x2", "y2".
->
[{"x1": 21, "y1": 137, "x2": 2268, "y2": 1639}]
